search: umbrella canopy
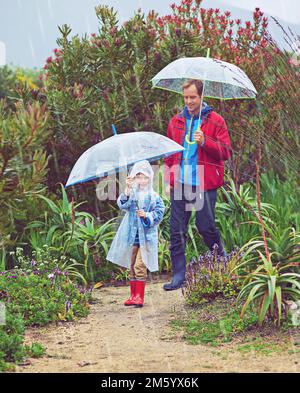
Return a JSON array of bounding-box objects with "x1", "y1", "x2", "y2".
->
[
  {"x1": 65, "y1": 131, "x2": 184, "y2": 188},
  {"x1": 151, "y1": 56, "x2": 257, "y2": 100}
]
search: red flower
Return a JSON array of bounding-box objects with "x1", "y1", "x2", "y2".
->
[
  {"x1": 245, "y1": 21, "x2": 251, "y2": 28},
  {"x1": 225, "y1": 11, "x2": 231, "y2": 17},
  {"x1": 236, "y1": 19, "x2": 241, "y2": 25},
  {"x1": 228, "y1": 29, "x2": 233, "y2": 36},
  {"x1": 46, "y1": 56, "x2": 53, "y2": 64}
]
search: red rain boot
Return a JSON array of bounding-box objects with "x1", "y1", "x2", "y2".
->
[
  {"x1": 124, "y1": 280, "x2": 136, "y2": 306},
  {"x1": 133, "y1": 280, "x2": 146, "y2": 308}
]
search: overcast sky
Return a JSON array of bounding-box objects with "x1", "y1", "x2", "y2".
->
[
  {"x1": 0, "y1": 0, "x2": 299, "y2": 68},
  {"x1": 216, "y1": 0, "x2": 299, "y2": 24}
]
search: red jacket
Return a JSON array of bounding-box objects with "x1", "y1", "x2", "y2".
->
[{"x1": 164, "y1": 110, "x2": 232, "y2": 191}]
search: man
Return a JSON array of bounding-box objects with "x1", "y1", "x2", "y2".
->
[{"x1": 163, "y1": 79, "x2": 232, "y2": 291}]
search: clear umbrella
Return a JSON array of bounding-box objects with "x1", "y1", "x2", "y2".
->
[
  {"x1": 65, "y1": 130, "x2": 184, "y2": 188},
  {"x1": 151, "y1": 50, "x2": 257, "y2": 100},
  {"x1": 151, "y1": 49, "x2": 257, "y2": 144}
]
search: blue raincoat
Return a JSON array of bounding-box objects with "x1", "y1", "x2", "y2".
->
[{"x1": 106, "y1": 160, "x2": 165, "y2": 272}]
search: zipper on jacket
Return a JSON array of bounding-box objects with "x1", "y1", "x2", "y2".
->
[{"x1": 183, "y1": 115, "x2": 194, "y2": 181}]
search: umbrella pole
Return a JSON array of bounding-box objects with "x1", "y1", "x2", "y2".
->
[
  {"x1": 197, "y1": 48, "x2": 210, "y2": 129},
  {"x1": 198, "y1": 81, "x2": 205, "y2": 129}
]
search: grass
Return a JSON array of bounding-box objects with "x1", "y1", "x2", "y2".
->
[{"x1": 170, "y1": 299, "x2": 299, "y2": 353}]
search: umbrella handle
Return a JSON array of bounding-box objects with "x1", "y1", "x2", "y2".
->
[
  {"x1": 185, "y1": 125, "x2": 203, "y2": 145},
  {"x1": 185, "y1": 135, "x2": 197, "y2": 145}
]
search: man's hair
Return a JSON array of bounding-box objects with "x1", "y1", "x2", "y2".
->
[{"x1": 182, "y1": 79, "x2": 203, "y2": 96}]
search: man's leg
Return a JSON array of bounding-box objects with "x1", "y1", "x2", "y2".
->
[
  {"x1": 195, "y1": 189, "x2": 226, "y2": 256},
  {"x1": 164, "y1": 187, "x2": 191, "y2": 290}
]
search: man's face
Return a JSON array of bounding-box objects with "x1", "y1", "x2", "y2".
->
[{"x1": 183, "y1": 84, "x2": 201, "y2": 115}]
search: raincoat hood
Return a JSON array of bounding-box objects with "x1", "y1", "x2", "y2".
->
[
  {"x1": 183, "y1": 102, "x2": 213, "y2": 120},
  {"x1": 129, "y1": 160, "x2": 154, "y2": 192}
]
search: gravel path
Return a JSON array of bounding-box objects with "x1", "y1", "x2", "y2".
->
[{"x1": 15, "y1": 281, "x2": 300, "y2": 373}]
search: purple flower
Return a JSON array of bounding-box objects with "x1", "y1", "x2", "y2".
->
[{"x1": 65, "y1": 300, "x2": 72, "y2": 313}]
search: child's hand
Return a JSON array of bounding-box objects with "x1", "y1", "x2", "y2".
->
[
  {"x1": 124, "y1": 176, "x2": 134, "y2": 196},
  {"x1": 137, "y1": 209, "x2": 146, "y2": 218}
]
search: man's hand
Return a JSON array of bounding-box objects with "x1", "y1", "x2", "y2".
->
[
  {"x1": 194, "y1": 128, "x2": 205, "y2": 144},
  {"x1": 137, "y1": 209, "x2": 146, "y2": 218}
]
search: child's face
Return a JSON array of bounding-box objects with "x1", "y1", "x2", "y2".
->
[{"x1": 134, "y1": 172, "x2": 150, "y2": 189}]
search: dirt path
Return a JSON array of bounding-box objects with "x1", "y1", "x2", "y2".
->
[{"x1": 15, "y1": 281, "x2": 299, "y2": 373}]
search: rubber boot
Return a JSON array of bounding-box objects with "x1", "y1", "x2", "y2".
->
[
  {"x1": 133, "y1": 280, "x2": 146, "y2": 308},
  {"x1": 124, "y1": 280, "x2": 136, "y2": 306}
]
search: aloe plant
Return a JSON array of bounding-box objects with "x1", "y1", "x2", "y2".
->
[
  {"x1": 234, "y1": 226, "x2": 300, "y2": 274},
  {"x1": 22, "y1": 184, "x2": 117, "y2": 282},
  {"x1": 70, "y1": 216, "x2": 116, "y2": 281},
  {"x1": 23, "y1": 184, "x2": 93, "y2": 252},
  {"x1": 238, "y1": 251, "x2": 300, "y2": 326},
  {"x1": 216, "y1": 178, "x2": 276, "y2": 250}
]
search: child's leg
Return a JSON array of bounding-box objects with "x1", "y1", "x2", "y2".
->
[
  {"x1": 129, "y1": 245, "x2": 139, "y2": 279},
  {"x1": 133, "y1": 249, "x2": 147, "y2": 307},
  {"x1": 134, "y1": 248, "x2": 147, "y2": 280},
  {"x1": 124, "y1": 246, "x2": 139, "y2": 307}
]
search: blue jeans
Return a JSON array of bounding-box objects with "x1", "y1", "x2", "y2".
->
[{"x1": 169, "y1": 184, "x2": 226, "y2": 283}]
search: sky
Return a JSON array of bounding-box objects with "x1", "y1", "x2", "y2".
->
[
  {"x1": 0, "y1": 0, "x2": 299, "y2": 68},
  {"x1": 216, "y1": 0, "x2": 300, "y2": 24}
]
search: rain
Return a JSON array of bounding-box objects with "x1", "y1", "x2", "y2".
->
[{"x1": 0, "y1": 0, "x2": 299, "y2": 376}]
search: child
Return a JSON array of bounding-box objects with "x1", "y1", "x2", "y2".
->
[{"x1": 107, "y1": 160, "x2": 165, "y2": 307}]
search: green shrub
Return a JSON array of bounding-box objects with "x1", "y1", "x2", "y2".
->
[
  {"x1": 20, "y1": 184, "x2": 118, "y2": 283},
  {"x1": 182, "y1": 246, "x2": 243, "y2": 305},
  {"x1": 0, "y1": 308, "x2": 25, "y2": 366},
  {"x1": 237, "y1": 251, "x2": 300, "y2": 326},
  {"x1": 0, "y1": 270, "x2": 92, "y2": 326},
  {"x1": 0, "y1": 266, "x2": 92, "y2": 371},
  {"x1": 0, "y1": 99, "x2": 50, "y2": 261}
]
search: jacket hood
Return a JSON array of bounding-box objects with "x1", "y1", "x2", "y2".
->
[
  {"x1": 183, "y1": 102, "x2": 213, "y2": 120},
  {"x1": 129, "y1": 160, "x2": 154, "y2": 192}
]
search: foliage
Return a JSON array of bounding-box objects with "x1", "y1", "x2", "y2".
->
[
  {"x1": 0, "y1": 66, "x2": 16, "y2": 101},
  {"x1": 41, "y1": 0, "x2": 284, "y2": 215},
  {"x1": 259, "y1": 170, "x2": 300, "y2": 231},
  {"x1": 0, "y1": 99, "x2": 50, "y2": 260},
  {"x1": 0, "y1": 308, "x2": 25, "y2": 371},
  {"x1": 216, "y1": 171, "x2": 300, "y2": 252},
  {"x1": 0, "y1": 269, "x2": 92, "y2": 326},
  {"x1": 237, "y1": 251, "x2": 300, "y2": 326},
  {"x1": 21, "y1": 184, "x2": 118, "y2": 283},
  {"x1": 171, "y1": 300, "x2": 258, "y2": 346},
  {"x1": 10, "y1": 246, "x2": 86, "y2": 284},
  {"x1": 182, "y1": 245, "x2": 243, "y2": 305},
  {"x1": 0, "y1": 267, "x2": 91, "y2": 371}
]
